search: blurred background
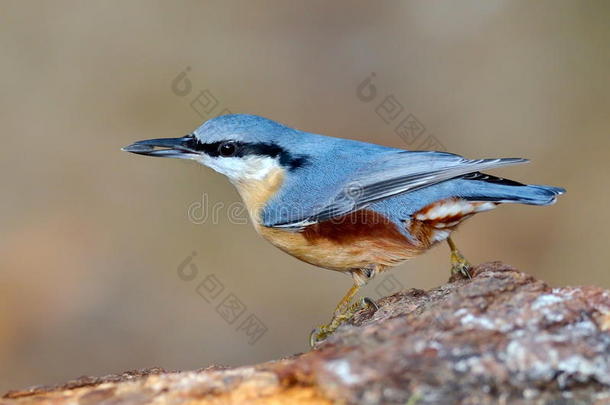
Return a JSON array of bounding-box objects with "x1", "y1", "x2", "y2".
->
[{"x1": 1, "y1": 0, "x2": 609, "y2": 392}]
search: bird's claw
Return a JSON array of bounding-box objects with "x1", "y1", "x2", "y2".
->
[
  {"x1": 309, "y1": 297, "x2": 378, "y2": 347},
  {"x1": 360, "y1": 296, "x2": 379, "y2": 312},
  {"x1": 450, "y1": 250, "x2": 472, "y2": 279}
]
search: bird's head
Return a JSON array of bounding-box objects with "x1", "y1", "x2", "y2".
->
[{"x1": 122, "y1": 114, "x2": 310, "y2": 184}]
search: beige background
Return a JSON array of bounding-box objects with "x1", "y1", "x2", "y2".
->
[{"x1": 1, "y1": 0, "x2": 609, "y2": 392}]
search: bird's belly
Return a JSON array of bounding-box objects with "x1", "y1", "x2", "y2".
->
[{"x1": 256, "y1": 210, "x2": 422, "y2": 272}]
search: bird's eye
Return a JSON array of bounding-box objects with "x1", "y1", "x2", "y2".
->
[{"x1": 218, "y1": 141, "x2": 237, "y2": 157}]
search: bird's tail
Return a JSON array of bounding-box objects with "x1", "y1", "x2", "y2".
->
[{"x1": 458, "y1": 173, "x2": 565, "y2": 206}]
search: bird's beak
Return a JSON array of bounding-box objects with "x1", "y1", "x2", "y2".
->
[{"x1": 122, "y1": 135, "x2": 198, "y2": 159}]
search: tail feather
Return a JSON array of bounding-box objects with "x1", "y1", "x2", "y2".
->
[{"x1": 462, "y1": 182, "x2": 565, "y2": 206}]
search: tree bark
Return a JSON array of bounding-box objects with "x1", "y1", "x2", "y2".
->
[{"x1": 3, "y1": 262, "x2": 610, "y2": 404}]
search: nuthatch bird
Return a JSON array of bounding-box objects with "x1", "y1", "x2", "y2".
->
[{"x1": 123, "y1": 114, "x2": 565, "y2": 345}]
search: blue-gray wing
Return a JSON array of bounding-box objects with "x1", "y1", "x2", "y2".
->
[{"x1": 267, "y1": 151, "x2": 527, "y2": 229}]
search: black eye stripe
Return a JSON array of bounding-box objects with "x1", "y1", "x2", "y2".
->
[{"x1": 187, "y1": 139, "x2": 309, "y2": 171}]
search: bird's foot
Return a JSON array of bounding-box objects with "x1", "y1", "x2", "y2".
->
[
  {"x1": 447, "y1": 236, "x2": 472, "y2": 279},
  {"x1": 309, "y1": 297, "x2": 378, "y2": 347},
  {"x1": 450, "y1": 249, "x2": 472, "y2": 279}
]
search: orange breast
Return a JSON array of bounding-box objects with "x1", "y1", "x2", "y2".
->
[
  {"x1": 233, "y1": 169, "x2": 445, "y2": 272},
  {"x1": 258, "y1": 210, "x2": 423, "y2": 272}
]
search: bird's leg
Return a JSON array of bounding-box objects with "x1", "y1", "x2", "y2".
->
[
  {"x1": 343, "y1": 296, "x2": 379, "y2": 318},
  {"x1": 309, "y1": 284, "x2": 360, "y2": 346},
  {"x1": 333, "y1": 283, "x2": 361, "y2": 317},
  {"x1": 447, "y1": 236, "x2": 472, "y2": 279},
  {"x1": 310, "y1": 267, "x2": 379, "y2": 347}
]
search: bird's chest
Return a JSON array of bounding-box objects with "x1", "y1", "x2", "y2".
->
[
  {"x1": 257, "y1": 210, "x2": 422, "y2": 272},
  {"x1": 234, "y1": 171, "x2": 421, "y2": 272}
]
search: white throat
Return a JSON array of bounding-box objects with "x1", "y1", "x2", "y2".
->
[{"x1": 198, "y1": 155, "x2": 281, "y2": 183}]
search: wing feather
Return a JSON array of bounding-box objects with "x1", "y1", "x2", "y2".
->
[{"x1": 270, "y1": 151, "x2": 528, "y2": 229}]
